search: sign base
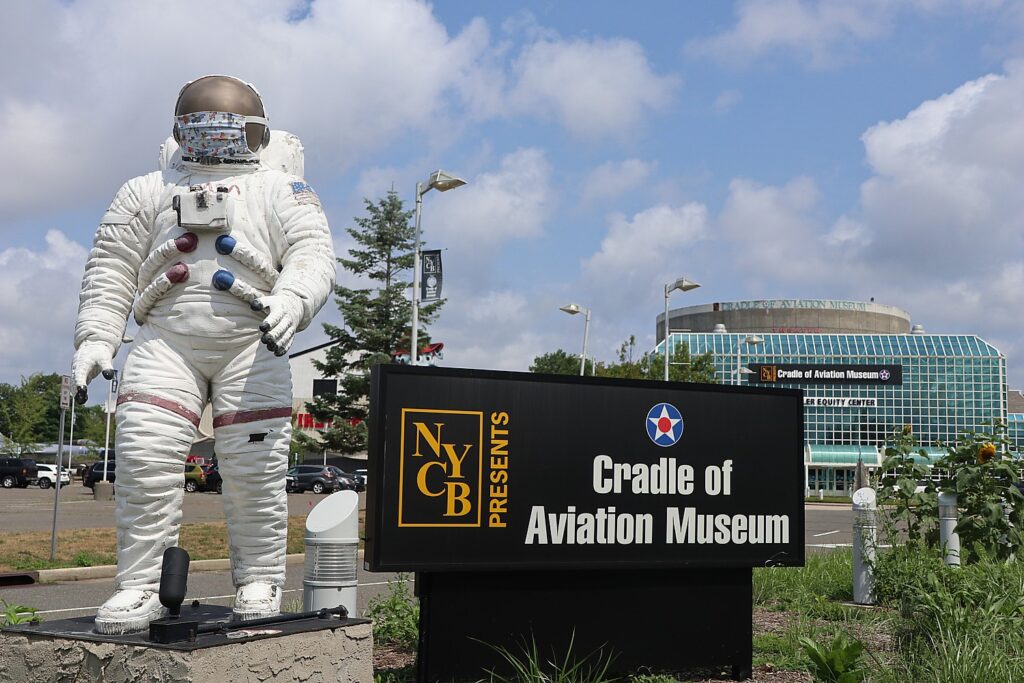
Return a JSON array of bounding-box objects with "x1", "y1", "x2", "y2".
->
[
  {"x1": 1, "y1": 605, "x2": 372, "y2": 682},
  {"x1": 417, "y1": 568, "x2": 753, "y2": 682}
]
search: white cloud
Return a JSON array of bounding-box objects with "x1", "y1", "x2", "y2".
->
[
  {"x1": 427, "y1": 148, "x2": 555, "y2": 253},
  {"x1": 713, "y1": 89, "x2": 744, "y2": 114},
  {"x1": 0, "y1": 230, "x2": 88, "y2": 380},
  {"x1": 858, "y1": 67, "x2": 1024, "y2": 275},
  {"x1": 508, "y1": 37, "x2": 679, "y2": 138},
  {"x1": 429, "y1": 286, "x2": 551, "y2": 371},
  {"x1": 0, "y1": 1, "x2": 492, "y2": 219},
  {"x1": 688, "y1": 0, "x2": 891, "y2": 68},
  {"x1": 688, "y1": 0, "x2": 1008, "y2": 69},
  {"x1": 582, "y1": 203, "x2": 709, "y2": 313},
  {"x1": 580, "y1": 159, "x2": 657, "y2": 205}
]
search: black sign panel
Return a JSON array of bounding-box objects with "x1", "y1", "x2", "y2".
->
[
  {"x1": 420, "y1": 249, "x2": 442, "y2": 301},
  {"x1": 366, "y1": 366, "x2": 804, "y2": 572},
  {"x1": 748, "y1": 363, "x2": 902, "y2": 385}
]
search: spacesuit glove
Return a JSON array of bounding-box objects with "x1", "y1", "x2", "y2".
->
[
  {"x1": 71, "y1": 340, "x2": 115, "y2": 404},
  {"x1": 253, "y1": 292, "x2": 303, "y2": 356}
]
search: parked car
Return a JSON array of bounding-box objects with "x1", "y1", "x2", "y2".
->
[
  {"x1": 183, "y1": 463, "x2": 207, "y2": 493},
  {"x1": 327, "y1": 466, "x2": 359, "y2": 491},
  {"x1": 84, "y1": 461, "x2": 116, "y2": 488},
  {"x1": 0, "y1": 458, "x2": 39, "y2": 488},
  {"x1": 34, "y1": 464, "x2": 71, "y2": 489},
  {"x1": 203, "y1": 464, "x2": 223, "y2": 494},
  {"x1": 286, "y1": 465, "x2": 340, "y2": 494}
]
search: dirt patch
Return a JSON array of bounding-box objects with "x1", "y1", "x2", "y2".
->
[{"x1": 373, "y1": 643, "x2": 415, "y2": 672}]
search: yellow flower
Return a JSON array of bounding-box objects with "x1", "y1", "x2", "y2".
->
[
  {"x1": 902, "y1": 424, "x2": 913, "y2": 435},
  {"x1": 978, "y1": 443, "x2": 996, "y2": 464}
]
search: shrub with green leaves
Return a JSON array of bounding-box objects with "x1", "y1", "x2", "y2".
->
[
  {"x1": 799, "y1": 634, "x2": 868, "y2": 683},
  {"x1": 934, "y1": 424, "x2": 1023, "y2": 562},
  {"x1": 365, "y1": 573, "x2": 419, "y2": 649},
  {"x1": 877, "y1": 426, "x2": 938, "y2": 545},
  {"x1": 1, "y1": 600, "x2": 39, "y2": 626},
  {"x1": 877, "y1": 421, "x2": 1022, "y2": 563}
]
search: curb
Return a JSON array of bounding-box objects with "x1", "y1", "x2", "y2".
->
[{"x1": 36, "y1": 553, "x2": 308, "y2": 584}]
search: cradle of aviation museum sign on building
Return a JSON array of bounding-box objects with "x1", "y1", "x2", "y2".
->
[{"x1": 365, "y1": 366, "x2": 805, "y2": 571}]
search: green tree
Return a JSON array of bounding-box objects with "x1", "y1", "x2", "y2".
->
[
  {"x1": 299, "y1": 190, "x2": 443, "y2": 455},
  {"x1": 0, "y1": 374, "x2": 64, "y2": 454},
  {"x1": 601, "y1": 336, "x2": 718, "y2": 383},
  {"x1": 528, "y1": 349, "x2": 595, "y2": 376}
]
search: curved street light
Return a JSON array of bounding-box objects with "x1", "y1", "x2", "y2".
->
[
  {"x1": 663, "y1": 277, "x2": 701, "y2": 381},
  {"x1": 560, "y1": 303, "x2": 592, "y2": 376},
  {"x1": 412, "y1": 170, "x2": 466, "y2": 364}
]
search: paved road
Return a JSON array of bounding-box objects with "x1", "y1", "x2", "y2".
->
[{"x1": 0, "y1": 485, "x2": 365, "y2": 532}]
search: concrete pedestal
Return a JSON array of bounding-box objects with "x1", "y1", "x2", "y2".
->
[
  {"x1": 1, "y1": 607, "x2": 372, "y2": 683},
  {"x1": 93, "y1": 480, "x2": 114, "y2": 501}
]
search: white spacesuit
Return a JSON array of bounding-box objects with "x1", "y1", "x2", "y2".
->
[{"x1": 71, "y1": 75, "x2": 335, "y2": 634}]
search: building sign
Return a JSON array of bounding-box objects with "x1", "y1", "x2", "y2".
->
[
  {"x1": 750, "y1": 364, "x2": 902, "y2": 386},
  {"x1": 803, "y1": 397, "x2": 879, "y2": 408},
  {"x1": 365, "y1": 365, "x2": 805, "y2": 572},
  {"x1": 719, "y1": 299, "x2": 868, "y2": 312}
]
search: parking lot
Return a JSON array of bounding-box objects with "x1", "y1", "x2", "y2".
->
[{"x1": 0, "y1": 483, "x2": 366, "y2": 533}]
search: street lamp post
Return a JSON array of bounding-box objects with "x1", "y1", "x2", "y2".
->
[
  {"x1": 411, "y1": 170, "x2": 466, "y2": 365},
  {"x1": 663, "y1": 277, "x2": 701, "y2": 381},
  {"x1": 559, "y1": 303, "x2": 592, "y2": 376},
  {"x1": 735, "y1": 334, "x2": 764, "y2": 385}
]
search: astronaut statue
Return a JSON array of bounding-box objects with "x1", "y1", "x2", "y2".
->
[{"x1": 71, "y1": 75, "x2": 335, "y2": 634}]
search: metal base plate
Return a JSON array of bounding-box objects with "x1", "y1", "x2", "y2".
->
[{"x1": 3, "y1": 603, "x2": 369, "y2": 651}]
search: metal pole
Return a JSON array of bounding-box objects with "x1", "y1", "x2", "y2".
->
[
  {"x1": 411, "y1": 182, "x2": 423, "y2": 366},
  {"x1": 103, "y1": 372, "x2": 116, "y2": 482},
  {"x1": 579, "y1": 309, "x2": 591, "y2": 376},
  {"x1": 938, "y1": 491, "x2": 961, "y2": 567},
  {"x1": 663, "y1": 284, "x2": 670, "y2": 381},
  {"x1": 852, "y1": 487, "x2": 876, "y2": 604},
  {"x1": 735, "y1": 336, "x2": 741, "y2": 386},
  {"x1": 50, "y1": 408, "x2": 67, "y2": 561}
]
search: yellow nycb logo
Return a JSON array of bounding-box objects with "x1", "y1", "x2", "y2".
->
[{"x1": 398, "y1": 409, "x2": 483, "y2": 527}]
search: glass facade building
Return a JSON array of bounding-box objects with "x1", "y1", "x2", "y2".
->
[{"x1": 657, "y1": 332, "x2": 1008, "y2": 495}]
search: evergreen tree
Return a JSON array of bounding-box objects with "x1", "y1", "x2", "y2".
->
[{"x1": 299, "y1": 190, "x2": 443, "y2": 454}]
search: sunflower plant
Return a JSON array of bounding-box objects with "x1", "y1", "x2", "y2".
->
[{"x1": 934, "y1": 423, "x2": 1023, "y2": 562}]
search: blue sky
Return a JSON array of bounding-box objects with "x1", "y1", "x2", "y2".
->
[{"x1": 2, "y1": 0, "x2": 1023, "y2": 390}]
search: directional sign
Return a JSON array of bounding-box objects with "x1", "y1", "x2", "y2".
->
[{"x1": 60, "y1": 375, "x2": 72, "y2": 410}]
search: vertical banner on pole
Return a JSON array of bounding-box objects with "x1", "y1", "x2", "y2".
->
[{"x1": 420, "y1": 250, "x2": 443, "y2": 302}]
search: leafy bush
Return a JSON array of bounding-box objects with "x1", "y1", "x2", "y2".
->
[
  {"x1": 482, "y1": 632, "x2": 617, "y2": 683},
  {"x1": 877, "y1": 422, "x2": 1022, "y2": 563},
  {"x1": 1, "y1": 600, "x2": 39, "y2": 626},
  {"x1": 799, "y1": 634, "x2": 868, "y2": 683},
  {"x1": 365, "y1": 573, "x2": 419, "y2": 649}
]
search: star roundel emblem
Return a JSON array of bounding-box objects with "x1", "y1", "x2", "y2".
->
[
  {"x1": 879, "y1": 369, "x2": 891, "y2": 381},
  {"x1": 646, "y1": 403, "x2": 684, "y2": 447}
]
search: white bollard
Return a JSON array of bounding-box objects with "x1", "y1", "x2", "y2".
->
[
  {"x1": 938, "y1": 491, "x2": 961, "y2": 568},
  {"x1": 852, "y1": 487, "x2": 876, "y2": 605},
  {"x1": 818, "y1": 489, "x2": 824, "y2": 501},
  {"x1": 303, "y1": 490, "x2": 360, "y2": 615}
]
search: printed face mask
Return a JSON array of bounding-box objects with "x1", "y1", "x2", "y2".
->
[{"x1": 176, "y1": 111, "x2": 268, "y2": 163}]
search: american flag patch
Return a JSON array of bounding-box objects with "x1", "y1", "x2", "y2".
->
[{"x1": 290, "y1": 181, "x2": 320, "y2": 207}]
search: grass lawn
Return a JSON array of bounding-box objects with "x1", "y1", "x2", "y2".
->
[{"x1": 0, "y1": 509, "x2": 367, "y2": 573}]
